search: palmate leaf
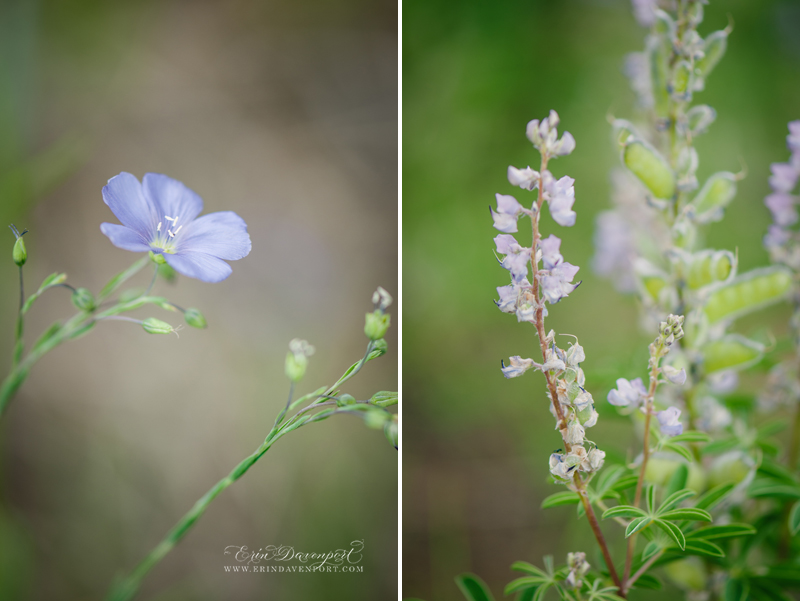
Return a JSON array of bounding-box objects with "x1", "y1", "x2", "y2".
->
[
  {"x1": 456, "y1": 573, "x2": 495, "y2": 601},
  {"x1": 654, "y1": 519, "x2": 685, "y2": 550},
  {"x1": 541, "y1": 492, "x2": 581, "y2": 509},
  {"x1": 686, "y1": 523, "x2": 756, "y2": 541},
  {"x1": 602, "y1": 505, "x2": 647, "y2": 520},
  {"x1": 658, "y1": 489, "x2": 695, "y2": 513}
]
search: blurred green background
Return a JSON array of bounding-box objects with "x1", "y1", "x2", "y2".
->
[
  {"x1": 403, "y1": 0, "x2": 800, "y2": 599},
  {"x1": 0, "y1": 0, "x2": 397, "y2": 599}
]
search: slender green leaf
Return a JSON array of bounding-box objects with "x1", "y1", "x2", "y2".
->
[
  {"x1": 641, "y1": 541, "x2": 662, "y2": 561},
  {"x1": 611, "y1": 475, "x2": 639, "y2": 492},
  {"x1": 646, "y1": 484, "x2": 656, "y2": 514},
  {"x1": 98, "y1": 257, "x2": 149, "y2": 301},
  {"x1": 749, "y1": 581, "x2": 793, "y2": 601},
  {"x1": 670, "y1": 431, "x2": 712, "y2": 444},
  {"x1": 541, "y1": 492, "x2": 581, "y2": 509},
  {"x1": 758, "y1": 459, "x2": 798, "y2": 484},
  {"x1": 658, "y1": 489, "x2": 695, "y2": 513},
  {"x1": 664, "y1": 464, "x2": 689, "y2": 498},
  {"x1": 748, "y1": 479, "x2": 800, "y2": 499},
  {"x1": 603, "y1": 505, "x2": 647, "y2": 520},
  {"x1": 687, "y1": 524, "x2": 756, "y2": 540},
  {"x1": 654, "y1": 519, "x2": 685, "y2": 550},
  {"x1": 22, "y1": 272, "x2": 67, "y2": 314},
  {"x1": 510, "y1": 562, "x2": 548, "y2": 578},
  {"x1": 532, "y1": 583, "x2": 551, "y2": 601},
  {"x1": 626, "y1": 516, "x2": 652, "y2": 537},
  {"x1": 504, "y1": 577, "x2": 546, "y2": 595},
  {"x1": 455, "y1": 573, "x2": 495, "y2": 601},
  {"x1": 790, "y1": 502, "x2": 800, "y2": 536},
  {"x1": 703, "y1": 437, "x2": 740, "y2": 456},
  {"x1": 663, "y1": 442, "x2": 694, "y2": 462},
  {"x1": 595, "y1": 464, "x2": 626, "y2": 494},
  {"x1": 681, "y1": 539, "x2": 725, "y2": 557},
  {"x1": 694, "y1": 483, "x2": 735, "y2": 511},
  {"x1": 629, "y1": 573, "x2": 663, "y2": 590},
  {"x1": 659, "y1": 508, "x2": 712, "y2": 522},
  {"x1": 724, "y1": 579, "x2": 749, "y2": 601},
  {"x1": 757, "y1": 421, "x2": 787, "y2": 439}
]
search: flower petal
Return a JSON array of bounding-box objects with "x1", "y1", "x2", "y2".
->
[
  {"x1": 164, "y1": 252, "x2": 233, "y2": 283},
  {"x1": 143, "y1": 173, "x2": 204, "y2": 228},
  {"x1": 100, "y1": 223, "x2": 151, "y2": 252},
  {"x1": 177, "y1": 211, "x2": 251, "y2": 260},
  {"x1": 102, "y1": 172, "x2": 158, "y2": 237}
]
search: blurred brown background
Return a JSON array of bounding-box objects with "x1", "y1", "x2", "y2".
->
[{"x1": 0, "y1": 0, "x2": 397, "y2": 599}]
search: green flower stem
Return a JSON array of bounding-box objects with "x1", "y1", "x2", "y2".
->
[
  {"x1": 98, "y1": 257, "x2": 149, "y2": 303},
  {"x1": 107, "y1": 429, "x2": 288, "y2": 601},
  {"x1": 12, "y1": 266, "x2": 24, "y2": 368}
]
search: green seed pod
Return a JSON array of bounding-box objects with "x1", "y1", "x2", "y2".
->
[
  {"x1": 670, "y1": 60, "x2": 693, "y2": 100},
  {"x1": 363, "y1": 408, "x2": 389, "y2": 430},
  {"x1": 148, "y1": 250, "x2": 167, "y2": 265},
  {"x1": 71, "y1": 287, "x2": 96, "y2": 312},
  {"x1": 647, "y1": 34, "x2": 671, "y2": 117},
  {"x1": 701, "y1": 334, "x2": 765, "y2": 374},
  {"x1": 384, "y1": 417, "x2": 398, "y2": 449},
  {"x1": 644, "y1": 456, "x2": 706, "y2": 492},
  {"x1": 141, "y1": 317, "x2": 175, "y2": 335},
  {"x1": 365, "y1": 310, "x2": 391, "y2": 340},
  {"x1": 696, "y1": 30, "x2": 728, "y2": 81},
  {"x1": 158, "y1": 262, "x2": 177, "y2": 283},
  {"x1": 684, "y1": 250, "x2": 736, "y2": 290},
  {"x1": 703, "y1": 267, "x2": 793, "y2": 323},
  {"x1": 690, "y1": 172, "x2": 737, "y2": 223},
  {"x1": 12, "y1": 236, "x2": 27, "y2": 266},
  {"x1": 183, "y1": 307, "x2": 208, "y2": 329},
  {"x1": 708, "y1": 451, "x2": 754, "y2": 488},
  {"x1": 623, "y1": 139, "x2": 676, "y2": 199}
]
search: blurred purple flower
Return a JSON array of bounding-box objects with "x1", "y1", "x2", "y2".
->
[
  {"x1": 495, "y1": 234, "x2": 531, "y2": 282},
  {"x1": 545, "y1": 174, "x2": 577, "y2": 227},
  {"x1": 501, "y1": 355, "x2": 538, "y2": 378},
  {"x1": 507, "y1": 166, "x2": 540, "y2": 191},
  {"x1": 540, "y1": 234, "x2": 563, "y2": 270},
  {"x1": 491, "y1": 193, "x2": 525, "y2": 233},
  {"x1": 100, "y1": 172, "x2": 251, "y2": 283},
  {"x1": 608, "y1": 377, "x2": 647, "y2": 407},
  {"x1": 540, "y1": 262, "x2": 579, "y2": 303},
  {"x1": 765, "y1": 193, "x2": 798, "y2": 227},
  {"x1": 657, "y1": 406, "x2": 684, "y2": 437},
  {"x1": 769, "y1": 163, "x2": 799, "y2": 193},
  {"x1": 631, "y1": 0, "x2": 658, "y2": 27},
  {"x1": 764, "y1": 225, "x2": 791, "y2": 250},
  {"x1": 788, "y1": 121, "x2": 800, "y2": 154}
]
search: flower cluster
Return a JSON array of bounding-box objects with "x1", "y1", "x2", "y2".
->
[
  {"x1": 763, "y1": 122, "x2": 800, "y2": 270},
  {"x1": 607, "y1": 314, "x2": 686, "y2": 437},
  {"x1": 492, "y1": 112, "x2": 607, "y2": 487}
]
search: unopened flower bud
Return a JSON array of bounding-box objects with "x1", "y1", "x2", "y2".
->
[
  {"x1": 71, "y1": 287, "x2": 96, "y2": 312},
  {"x1": 142, "y1": 317, "x2": 175, "y2": 335},
  {"x1": 370, "y1": 338, "x2": 388, "y2": 357},
  {"x1": 12, "y1": 236, "x2": 26, "y2": 266},
  {"x1": 337, "y1": 394, "x2": 356, "y2": 407},
  {"x1": 365, "y1": 310, "x2": 391, "y2": 340},
  {"x1": 184, "y1": 308, "x2": 208, "y2": 329},
  {"x1": 384, "y1": 416, "x2": 398, "y2": 449},
  {"x1": 363, "y1": 409, "x2": 389, "y2": 430}
]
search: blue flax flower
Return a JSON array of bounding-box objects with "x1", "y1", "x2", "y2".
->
[{"x1": 100, "y1": 172, "x2": 251, "y2": 282}]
